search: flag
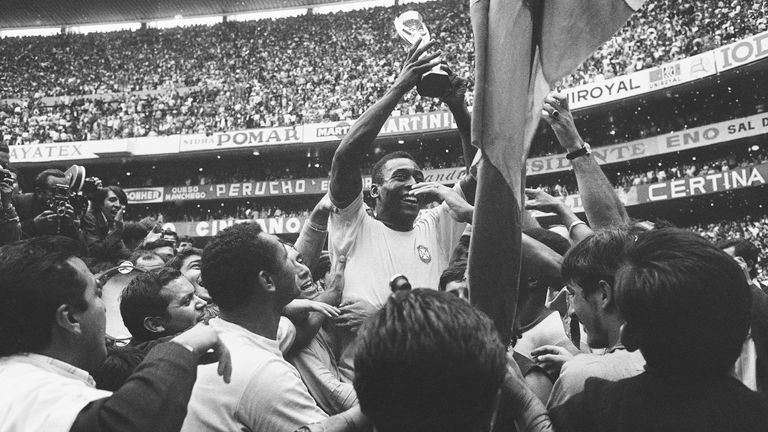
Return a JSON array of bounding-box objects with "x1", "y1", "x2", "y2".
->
[{"x1": 467, "y1": 0, "x2": 645, "y2": 343}]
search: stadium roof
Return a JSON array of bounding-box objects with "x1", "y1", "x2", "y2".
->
[{"x1": 1, "y1": 0, "x2": 350, "y2": 29}]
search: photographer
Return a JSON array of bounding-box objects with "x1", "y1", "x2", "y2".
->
[
  {"x1": 0, "y1": 165, "x2": 20, "y2": 245},
  {"x1": 81, "y1": 185, "x2": 131, "y2": 263},
  {"x1": 14, "y1": 169, "x2": 85, "y2": 243}
]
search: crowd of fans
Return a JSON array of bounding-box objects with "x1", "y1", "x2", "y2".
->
[
  {"x1": 0, "y1": 1, "x2": 767, "y2": 148},
  {"x1": 3, "y1": 13, "x2": 768, "y2": 428},
  {"x1": 692, "y1": 214, "x2": 768, "y2": 283}
]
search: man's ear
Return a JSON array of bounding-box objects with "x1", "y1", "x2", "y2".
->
[
  {"x1": 258, "y1": 270, "x2": 277, "y2": 294},
  {"x1": 143, "y1": 316, "x2": 166, "y2": 334},
  {"x1": 369, "y1": 184, "x2": 379, "y2": 198},
  {"x1": 55, "y1": 304, "x2": 81, "y2": 336},
  {"x1": 619, "y1": 322, "x2": 642, "y2": 351},
  {"x1": 597, "y1": 280, "x2": 614, "y2": 310}
]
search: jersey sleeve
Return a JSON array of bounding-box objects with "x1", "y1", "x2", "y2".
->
[{"x1": 327, "y1": 192, "x2": 367, "y2": 259}]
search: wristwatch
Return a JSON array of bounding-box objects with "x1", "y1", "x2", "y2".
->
[{"x1": 566, "y1": 142, "x2": 591, "y2": 160}]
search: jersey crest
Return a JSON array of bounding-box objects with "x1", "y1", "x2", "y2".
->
[{"x1": 417, "y1": 245, "x2": 432, "y2": 264}]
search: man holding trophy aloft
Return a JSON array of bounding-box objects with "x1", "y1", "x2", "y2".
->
[{"x1": 325, "y1": 17, "x2": 477, "y2": 347}]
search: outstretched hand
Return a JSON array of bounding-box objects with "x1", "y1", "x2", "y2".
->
[
  {"x1": 172, "y1": 323, "x2": 232, "y2": 384},
  {"x1": 393, "y1": 37, "x2": 443, "y2": 93},
  {"x1": 524, "y1": 188, "x2": 564, "y2": 214},
  {"x1": 541, "y1": 92, "x2": 584, "y2": 152},
  {"x1": 531, "y1": 344, "x2": 575, "y2": 379}
]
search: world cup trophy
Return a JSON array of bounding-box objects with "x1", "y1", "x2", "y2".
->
[{"x1": 394, "y1": 10, "x2": 449, "y2": 98}]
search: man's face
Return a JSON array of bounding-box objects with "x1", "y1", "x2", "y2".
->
[
  {"x1": 67, "y1": 257, "x2": 107, "y2": 371},
  {"x1": 264, "y1": 235, "x2": 301, "y2": 307},
  {"x1": 152, "y1": 246, "x2": 175, "y2": 261},
  {"x1": 101, "y1": 190, "x2": 123, "y2": 220},
  {"x1": 135, "y1": 255, "x2": 165, "y2": 271},
  {"x1": 37, "y1": 175, "x2": 68, "y2": 205},
  {"x1": 286, "y1": 246, "x2": 318, "y2": 299},
  {"x1": 160, "y1": 277, "x2": 206, "y2": 335},
  {"x1": 179, "y1": 253, "x2": 211, "y2": 302},
  {"x1": 0, "y1": 151, "x2": 9, "y2": 168},
  {"x1": 374, "y1": 158, "x2": 424, "y2": 227},
  {"x1": 567, "y1": 282, "x2": 608, "y2": 348}
]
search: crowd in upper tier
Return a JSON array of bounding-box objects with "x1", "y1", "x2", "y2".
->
[{"x1": 0, "y1": 0, "x2": 765, "y2": 148}]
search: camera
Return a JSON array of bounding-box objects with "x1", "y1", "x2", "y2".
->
[{"x1": 51, "y1": 184, "x2": 70, "y2": 217}]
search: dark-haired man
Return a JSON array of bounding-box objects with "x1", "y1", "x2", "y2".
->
[
  {"x1": 328, "y1": 41, "x2": 473, "y2": 308},
  {"x1": 166, "y1": 247, "x2": 210, "y2": 302},
  {"x1": 182, "y1": 223, "x2": 330, "y2": 431},
  {"x1": 551, "y1": 228, "x2": 768, "y2": 431},
  {"x1": 718, "y1": 238, "x2": 768, "y2": 392},
  {"x1": 0, "y1": 236, "x2": 230, "y2": 432},
  {"x1": 121, "y1": 267, "x2": 208, "y2": 344},
  {"x1": 352, "y1": 288, "x2": 552, "y2": 432},
  {"x1": 15, "y1": 169, "x2": 83, "y2": 241},
  {"x1": 532, "y1": 229, "x2": 645, "y2": 408}
]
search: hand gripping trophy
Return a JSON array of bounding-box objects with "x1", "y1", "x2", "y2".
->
[{"x1": 394, "y1": 10, "x2": 449, "y2": 98}]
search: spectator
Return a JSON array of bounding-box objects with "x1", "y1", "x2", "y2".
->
[
  {"x1": 181, "y1": 223, "x2": 329, "y2": 431},
  {"x1": 14, "y1": 169, "x2": 85, "y2": 243},
  {"x1": 718, "y1": 239, "x2": 768, "y2": 392},
  {"x1": 165, "y1": 247, "x2": 210, "y2": 302},
  {"x1": 120, "y1": 268, "x2": 208, "y2": 345},
  {"x1": 0, "y1": 235, "x2": 231, "y2": 432},
  {"x1": 550, "y1": 228, "x2": 768, "y2": 432},
  {"x1": 81, "y1": 185, "x2": 130, "y2": 263},
  {"x1": 353, "y1": 288, "x2": 553, "y2": 432},
  {"x1": 532, "y1": 229, "x2": 646, "y2": 408}
]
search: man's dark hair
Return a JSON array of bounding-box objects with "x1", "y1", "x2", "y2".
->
[
  {"x1": 33, "y1": 169, "x2": 67, "y2": 193},
  {"x1": 439, "y1": 260, "x2": 467, "y2": 291},
  {"x1": 201, "y1": 223, "x2": 280, "y2": 310},
  {"x1": 130, "y1": 250, "x2": 162, "y2": 265},
  {"x1": 92, "y1": 345, "x2": 147, "y2": 391},
  {"x1": 120, "y1": 267, "x2": 183, "y2": 342},
  {"x1": 123, "y1": 222, "x2": 150, "y2": 250},
  {"x1": 525, "y1": 227, "x2": 571, "y2": 256},
  {"x1": 354, "y1": 289, "x2": 506, "y2": 432},
  {"x1": 615, "y1": 228, "x2": 751, "y2": 377},
  {"x1": 0, "y1": 236, "x2": 87, "y2": 357},
  {"x1": 166, "y1": 247, "x2": 203, "y2": 271},
  {"x1": 561, "y1": 228, "x2": 634, "y2": 297},
  {"x1": 90, "y1": 185, "x2": 128, "y2": 207},
  {"x1": 0, "y1": 143, "x2": 9, "y2": 154},
  {"x1": 717, "y1": 238, "x2": 760, "y2": 279},
  {"x1": 371, "y1": 150, "x2": 417, "y2": 186}
]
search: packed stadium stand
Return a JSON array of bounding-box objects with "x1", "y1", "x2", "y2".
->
[{"x1": 4, "y1": 0, "x2": 768, "y2": 282}]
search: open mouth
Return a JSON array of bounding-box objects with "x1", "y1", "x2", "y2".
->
[
  {"x1": 300, "y1": 280, "x2": 314, "y2": 291},
  {"x1": 401, "y1": 195, "x2": 418, "y2": 205}
]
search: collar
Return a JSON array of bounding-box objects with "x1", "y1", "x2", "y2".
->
[
  {"x1": 208, "y1": 317, "x2": 281, "y2": 355},
  {"x1": 0, "y1": 353, "x2": 97, "y2": 387}
]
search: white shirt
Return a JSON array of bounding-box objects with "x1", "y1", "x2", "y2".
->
[
  {"x1": 515, "y1": 311, "x2": 573, "y2": 359},
  {"x1": 289, "y1": 329, "x2": 358, "y2": 415},
  {"x1": 0, "y1": 353, "x2": 112, "y2": 432},
  {"x1": 181, "y1": 318, "x2": 327, "y2": 432},
  {"x1": 328, "y1": 191, "x2": 466, "y2": 307}
]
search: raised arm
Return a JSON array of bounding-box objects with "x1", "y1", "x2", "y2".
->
[
  {"x1": 330, "y1": 39, "x2": 442, "y2": 208},
  {"x1": 438, "y1": 66, "x2": 476, "y2": 173},
  {"x1": 541, "y1": 92, "x2": 628, "y2": 229},
  {"x1": 295, "y1": 194, "x2": 333, "y2": 272}
]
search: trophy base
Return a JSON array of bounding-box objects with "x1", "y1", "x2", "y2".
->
[{"x1": 417, "y1": 70, "x2": 450, "y2": 98}]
